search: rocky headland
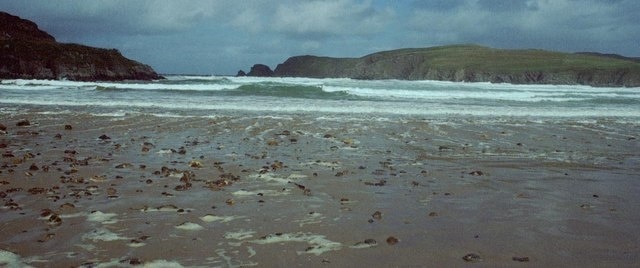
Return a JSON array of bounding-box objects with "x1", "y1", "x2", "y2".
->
[
  {"x1": 241, "y1": 45, "x2": 640, "y2": 87},
  {"x1": 0, "y1": 11, "x2": 162, "y2": 81}
]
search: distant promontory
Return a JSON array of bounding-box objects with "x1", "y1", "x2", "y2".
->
[
  {"x1": 240, "y1": 45, "x2": 640, "y2": 87},
  {"x1": 0, "y1": 11, "x2": 162, "y2": 81}
]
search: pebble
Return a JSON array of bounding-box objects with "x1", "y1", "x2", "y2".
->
[
  {"x1": 512, "y1": 256, "x2": 530, "y2": 262},
  {"x1": 372, "y1": 211, "x2": 382, "y2": 220},
  {"x1": 16, "y1": 119, "x2": 31, "y2": 126},
  {"x1": 386, "y1": 236, "x2": 399, "y2": 245},
  {"x1": 462, "y1": 253, "x2": 482, "y2": 262},
  {"x1": 188, "y1": 160, "x2": 203, "y2": 168},
  {"x1": 29, "y1": 163, "x2": 39, "y2": 171}
]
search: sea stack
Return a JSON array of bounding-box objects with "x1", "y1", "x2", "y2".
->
[{"x1": 246, "y1": 64, "x2": 274, "y2": 77}]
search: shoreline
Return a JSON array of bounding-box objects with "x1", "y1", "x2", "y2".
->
[{"x1": 1, "y1": 112, "x2": 639, "y2": 266}]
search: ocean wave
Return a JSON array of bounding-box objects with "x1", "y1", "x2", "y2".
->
[
  {"x1": 2, "y1": 75, "x2": 639, "y2": 118},
  {"x1": 226, "y1": 83, "x2": 355, "y2": 100}
]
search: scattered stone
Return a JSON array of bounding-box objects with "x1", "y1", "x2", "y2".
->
[
  {"x1": 37, "y1": 233, "x2": 56, "y2": 243},
  {"x1": 64, "y1": 124, "x2": 73, "y2": 130},
  {"x1": 0, "y1": 123, "x2": 6, "y2": 131},
  {"x1": 27, "y1": 187, "x2": 46, "y2": 194},
  {"x1": 512, "y1": 256, "x2": 530, "y2": 262},
  {"x1": 188, "y1": 160, "x2": 203, "y2": 168},
  {"x1": 29, "y1": 163, "x2": 39, "y2": 171},
  {"x1": 386, "y1": 236, "x2": 399, "y2": 245},
  {"x1": 364, "y1": 179, "x2": 386, "y2": 186},
  {"x1": 372, "y1": 211, "x2": 382, "y2": 220},
  {"x1": 462, "y1": 253, "x2": 482, "y2": 262},
  {"x1": 16, "y1": 119, "x2": 31, "y2": 126},
  {"x1": 98, "y1": 134, "x2": 111, "y2": 140},
  {"x1": 174, "y1": 183, "x2": 192, "y2": 191},
  {"x1": 293, "y1": 182, "x2": 307, "y2": 191},
  {"x1": 352, "y1": 238, "x2": 378, "y2": 248},
  {"x1": 115, "y1": 163, "x2": 132, "y2": 169},
  {"x1": 59, "y1": 203, "x2": 75, "y2": 210},
  {"x1": 47, "y1": 214, "x2": 63, "y2": 226},
  {"x1": 469, "y1": 170, "x2": 484, "y2": 176},
  {"x1": 428, "y1": 212, "x2": 438, "y2": 217},
  {"x1": 363, "y1": 238, "x2": 377, "y2": 245}
]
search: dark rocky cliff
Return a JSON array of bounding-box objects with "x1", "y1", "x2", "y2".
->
[
  {"x1": 270, "y1": 45, "x2": 640, "y2": 87},
  {"x1": 0, "y1": 11, "x2": 162, "y2": 81}
]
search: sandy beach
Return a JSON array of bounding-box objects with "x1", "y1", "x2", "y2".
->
[{"x1": 1, "y1": 112, "x2": 639, "y2": 267}]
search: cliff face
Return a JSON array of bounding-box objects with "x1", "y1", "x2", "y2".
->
[
  {"x1": 0, "y1": 11, "x2": 162, "y2": 81},
  {"x1": 272, "y1": 45, "x2": 640, "y2": 87}
]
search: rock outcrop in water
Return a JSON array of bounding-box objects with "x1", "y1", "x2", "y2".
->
[
  {"x1": 248, "y1": 45, "x2": 640, "y2": 87},
  {"x1": 0, "y1": 11, "x2": 162, "y2": 81},
  {"x1": 245, "y1": 64, "x2": 274, "y2": 77}
]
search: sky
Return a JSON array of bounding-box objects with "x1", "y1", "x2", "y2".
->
[{"x1": 1, "y1": 0, "x2": 638, "y2": 75}]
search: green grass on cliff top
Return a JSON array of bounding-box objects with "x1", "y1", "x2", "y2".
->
[{"x1": 367, "y1": 45, "x2": 640, "y2": 73}]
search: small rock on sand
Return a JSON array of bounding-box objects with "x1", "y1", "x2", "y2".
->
[
  {"x1": 16, "y1": 119, "x2": 30, "y2": 126},
  {"x1": 462, "y1": 253, "x2": 482, "y2": 262},
  {"x1": 512, "y1": 256, "x2": 530, "y2": 262}
]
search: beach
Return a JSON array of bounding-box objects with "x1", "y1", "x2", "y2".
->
[{"x1": 1, "y1": 110, "x2": 639, "y2": 267}]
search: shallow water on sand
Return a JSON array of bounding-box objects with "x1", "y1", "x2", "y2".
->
[{"x1": 1, "y1": 111, "x2": 639, "y2": 267}]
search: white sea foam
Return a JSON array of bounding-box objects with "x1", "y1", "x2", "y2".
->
[
  {"x1": 82, "y1": 228, "x2": 129, "y2": 242},
  {"x1": 251, "y1": 232, "x2": 342, "y2": 255},
  {"x1": 2, "y1": 76, "x2": 638, "y2": 118},
  {"x1": 225, "y1": 230, "x2": 257, "y2": 240},
  {"x1": 200, "y1": 214, "x2": 245, "y2": 223},
  {"x1": 175, "y1": 221, "x2": 205, "y2": 231},
  {"x1": 87, "y1": 211, "x2": 119, "y2": 224},
  {"x1": 0, "y1": 250, "x2": 34, "y2": 268}
]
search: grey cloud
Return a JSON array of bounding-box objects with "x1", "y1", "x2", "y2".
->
[
  {"x1": 270, "y1": 0, "x2": 394, "y2": 39},
  {"x1": 410, "y1": 0, "x2": 467, "y2": 11},
  {"x1": 1, "y1": 0, "x2": 222, "y2": 38}
]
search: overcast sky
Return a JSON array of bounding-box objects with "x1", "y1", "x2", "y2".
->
[{"x1": 1, "y1": 0, "x2": 638, "y2": 75}]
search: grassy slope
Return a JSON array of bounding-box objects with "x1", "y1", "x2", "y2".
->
[
  {"x1": 272, "y1": 44, "x2": 640, "y2": 86},
  {"x1": 365, "y1": 45, "x2": 640, "y2": 73}
]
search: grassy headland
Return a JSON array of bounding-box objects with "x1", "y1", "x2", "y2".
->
[{"x1": 272, "y1": 45, "x2": 640, "y2": 87}]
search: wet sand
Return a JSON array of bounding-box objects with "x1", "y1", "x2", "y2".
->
[{"x1": 1, "y1": 112, "x2": 639, "y2": 267}]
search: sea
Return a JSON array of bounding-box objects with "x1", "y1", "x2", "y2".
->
[{"x1": 1, "y1": 75, "x2": 639, "y2": 120}]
